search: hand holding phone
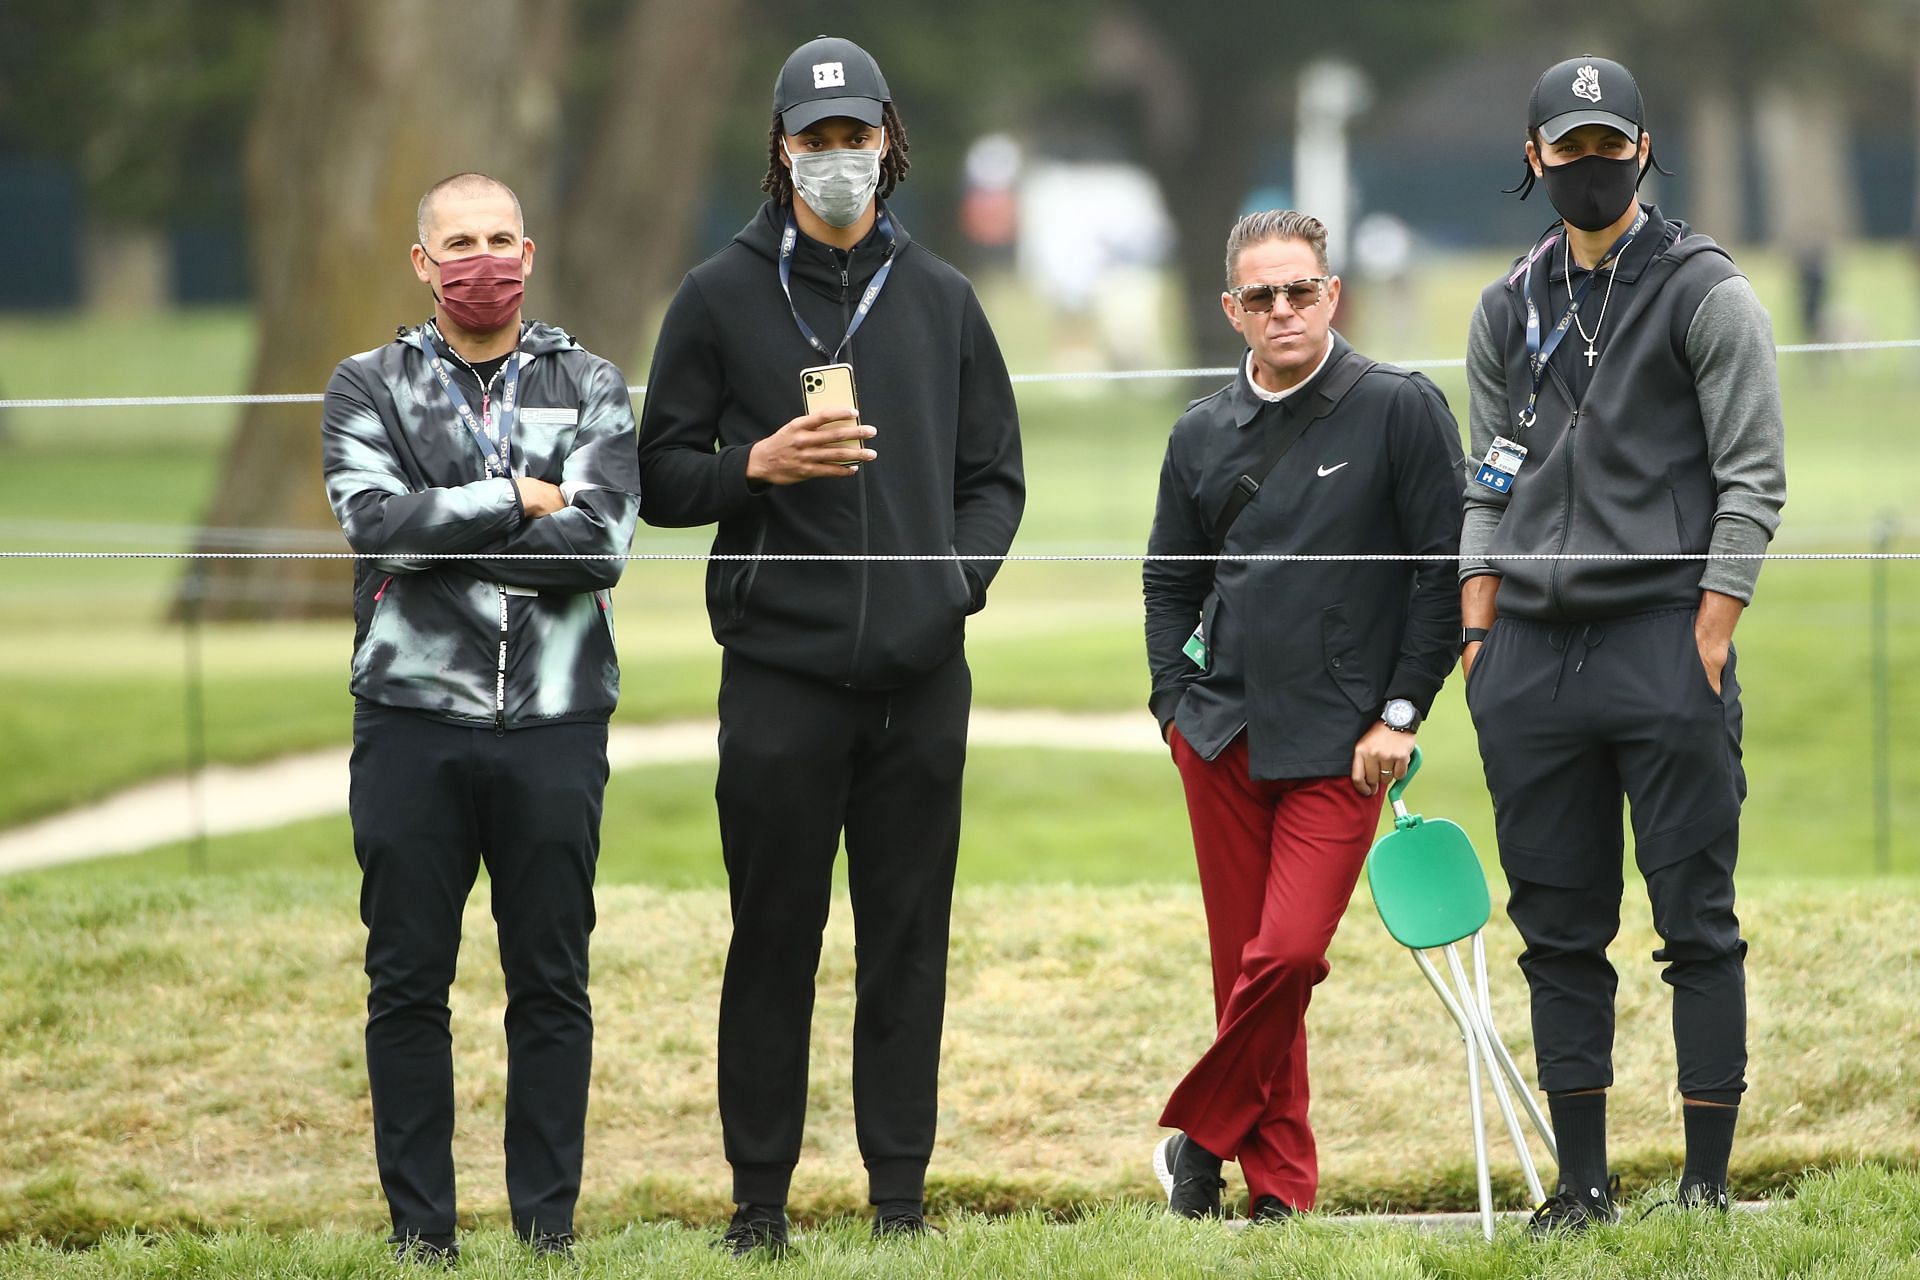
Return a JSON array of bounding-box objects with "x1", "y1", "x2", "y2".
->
[{"x1": 744, "y1": 363, "x2": 878, "y2": 486}]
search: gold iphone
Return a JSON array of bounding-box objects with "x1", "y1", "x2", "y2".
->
[{"x1": 800, "y1": 362, "x2": 862, "y2": 466}]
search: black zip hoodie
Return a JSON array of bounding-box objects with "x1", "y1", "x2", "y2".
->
[{"x1": 637, "y1": 200, "x2": 1024, "y2": 689}]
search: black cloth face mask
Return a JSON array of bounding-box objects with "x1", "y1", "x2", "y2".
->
[{"x1": 1541, "y1": 152, "x2": 1642, "y2": 232}]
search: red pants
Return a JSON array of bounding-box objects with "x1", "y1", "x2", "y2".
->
[{"x1": 1160, "y1": 727, "x2": 1383, "y2": 1209}]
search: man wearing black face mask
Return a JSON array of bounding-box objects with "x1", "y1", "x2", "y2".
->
[
  {"x1": 636, "y1": 35, "x2": 1024, "y2": 1255},
  {"x1": 1460, "y1": 57, "x2": 1786, "y2": 1234}
]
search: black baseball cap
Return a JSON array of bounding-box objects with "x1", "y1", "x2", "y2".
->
[
  {"x1": 1528, "y1": 56, "x2": 1643, "y2": 143},
  {"x1": 774, "y1": 36, "x2": 891, "y2": 135}
]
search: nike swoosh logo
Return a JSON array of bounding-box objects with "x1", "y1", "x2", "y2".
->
[{"x1": 1317, "y1": 462, "x2": 1349, "y2": 477}]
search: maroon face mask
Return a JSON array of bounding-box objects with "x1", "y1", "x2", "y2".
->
[{"x1": 424, "y1": 249, "x2": 525, "y2": 333}]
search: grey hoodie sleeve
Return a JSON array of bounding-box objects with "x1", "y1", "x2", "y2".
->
[
  {"x1": 1458, "y1": 298, "x2": 1508, "y2": 582},
  {"x1": 1688, "y1": 276, "x2": 1787, "y2": 603}
]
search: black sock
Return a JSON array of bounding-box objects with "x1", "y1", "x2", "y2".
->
[
  {"x1": 1680, "y1": 1103, "x2": 1738, "y2": 1201},
  {"x1": 1547, "y1": 1092, "x2": 1610, "y2": 1204}
]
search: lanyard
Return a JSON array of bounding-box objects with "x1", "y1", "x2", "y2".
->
[
  {"x1": 1516, "y1": 207, "x2": 1646, "y2": 430},
  {"x1": 778, "y1": 209, "x2": 897, "y2": 362},
  {"x1": 422, "y1": 324, "x2": 524, "y2": 478}
]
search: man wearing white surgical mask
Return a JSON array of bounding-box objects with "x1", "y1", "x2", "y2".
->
[{"x1": 637, "y1": 34, "x2": 1024, "y2": 1256}]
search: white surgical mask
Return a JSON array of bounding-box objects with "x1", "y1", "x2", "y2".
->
[{"x1": 784, "y1": 141, "x2": 883, "y2": 228}]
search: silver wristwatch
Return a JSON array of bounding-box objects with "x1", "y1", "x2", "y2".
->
[{"x1": 1382, "y1": 698, "x2": 1419, "y2": 733}]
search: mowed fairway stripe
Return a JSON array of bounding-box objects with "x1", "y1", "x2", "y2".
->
[
  {"x1": 0, "y1": 712, "x2": 1160, "y2": 874},
  {"x1": 2, "y1": 874, "x2": 1914, "y2": 1237}
]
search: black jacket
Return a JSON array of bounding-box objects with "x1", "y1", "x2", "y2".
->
[
  {"x1": 636, "y1": 200, "x2": 1024, "y2": 689},
  {"x1": 1144, "y1": 334, "x2": 1465, "y2": 780}
]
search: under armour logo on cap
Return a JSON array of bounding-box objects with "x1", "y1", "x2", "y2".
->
[
  {"x1": 1572, "y1": 65, "x2": 1602, "y2": 102},
  {"x1": 813, "y1": 61, "x2": 846, "y2": 88}
]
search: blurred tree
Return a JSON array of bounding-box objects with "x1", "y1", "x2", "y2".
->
[
  {"x1": 0, "y1": 0, "x2": 274, "y2": 309},
  {"x1": 184, "y1": 0, "x2": 750, "y2": 619},
  {"x1": 547, "y1": 0, "x2": 745, "y2": 369},
  {"x1": 1087, "y1": 1, "x2": 1493, "y2": 362},
  {"x1": 0, "y1": 0, "x2": 273, "y2": 227},
  {"x1": 1546, "y1": 0, "x2": 1910, "y2": 248}
]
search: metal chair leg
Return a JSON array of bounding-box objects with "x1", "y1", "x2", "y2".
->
[
  {"x1": 1445, "y1": 944, "x2": 1545, "y2": 1205},
  {"x1": 1472, "y1": 932, "x2": 1558, "y2": 1164},
  {"x1": 1411, "y1": 948, "x2": 1495, "y2": 1240}
]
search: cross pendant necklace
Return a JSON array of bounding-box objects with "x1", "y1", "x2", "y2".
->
[{"x1": 1567, "y1": 237, "x2": 1621, "y2": 373}]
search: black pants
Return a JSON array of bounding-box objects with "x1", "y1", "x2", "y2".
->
[
  {"x1": 1467, "y1": 609, "x2": 1747, "y2": 1103},
  {"x1": 714, "y1": 650, "x2": 970, "y2": 1206},
  {"x1": 349, "y1": 702, "x2": 608, "y2": 1239}
]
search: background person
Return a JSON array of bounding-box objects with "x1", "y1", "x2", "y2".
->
[
  {"x1": 635, "y1": 36, "x2": 1024, "y2": 1255},
  {"x1": 1143, "y1": 209, "x2": 1464, "y2": 1222},
  {"x1": 1461, "y1": 56, "x2": 1787, "y2": 1232},
  {"x1": 321, "y1": 172, "x2": 640, "y2": 1263}
]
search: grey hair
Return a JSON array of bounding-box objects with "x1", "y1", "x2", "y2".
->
[
  {"x1": 416, "y1": 172, "x2": 524, "y2": 247},
  {"x1": 1224, "y1": 209, "x2": 1330, "y2": 285}
]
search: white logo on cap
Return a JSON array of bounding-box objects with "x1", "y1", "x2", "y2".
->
[
  {"x1": 813, "y1": 61, "x2": 846, "y2": 89},
  {"x1": 1572, "y1": 65, "x2": 1602, "y2": 103}
]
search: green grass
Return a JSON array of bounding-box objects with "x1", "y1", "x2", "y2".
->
[
  {"x1": 4, "y1": 864, "x2": 1919, "y2": 1246},
  {"x1": 72, "y1": 748, "x2": 1195, "y2": 888},
  {"x1": 8, "y1": 1167, "x2": 1920, "y2": 1278},
  {"x1": 3, "y1": 246, "x2": 1919, "y2": 848}
]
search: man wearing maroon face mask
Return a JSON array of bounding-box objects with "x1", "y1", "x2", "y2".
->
[{"x1": 321, "y1": 172, "x2": 640, "y2": 1263}]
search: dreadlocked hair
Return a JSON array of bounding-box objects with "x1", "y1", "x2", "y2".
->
[{"x1": 762, "y1": 101, "x2": 911, "y2": 205}]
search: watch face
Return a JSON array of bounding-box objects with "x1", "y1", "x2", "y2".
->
[{"x1": 1385, "y1": 699, "x2": 1416, "y2": 729}]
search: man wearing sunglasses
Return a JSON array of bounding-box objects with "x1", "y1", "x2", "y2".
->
[
  {"x1": 1144, "y1": 210, "x2": 1464, "y2": 1221},
  {"x1": 1460, "y1": 56, "x2": 1785, "y2": 1234}
]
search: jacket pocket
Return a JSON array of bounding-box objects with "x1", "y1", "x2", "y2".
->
[
  {"x1": 951, "y1": 548, "x2": 980, "y2": 614},
  {"x1": 1321, "y1": 604, "x2": 1376, "y2": 713},
  {"x1": 727, "y1": 524, "x2": 769, "y2": 622}
]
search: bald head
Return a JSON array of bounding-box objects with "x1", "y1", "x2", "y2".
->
[{"x1": 416, "y1": 172, "x2": 524, "y2": 248}]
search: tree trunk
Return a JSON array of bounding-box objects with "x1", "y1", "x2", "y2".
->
[
  {"x1": 185, "y1": 0, "x2": 571, "y2": 620},
  {"x1": 1755, "y1": 83, "x2": 1858, "y2": 250},
  {"x1": 82, "y1": 222, "x2": 172, "y2": 314},
  {"x1": 547, "y1": 0, "x2": 746, "y2": 373},
  {"x1": 1683, "y1": 81, "x2": 1743, "y2": 244},
  {"x1": 1088, "y1": 6, "x2": 1256, "y2": 366}
]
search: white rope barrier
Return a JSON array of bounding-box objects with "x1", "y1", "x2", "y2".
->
[
  {"x1": 0, "y1": 339, "x2": 1912, "y2": 411},
  {"x1": 3, "y1": 551, "x2": 1916, "y2": 563}
]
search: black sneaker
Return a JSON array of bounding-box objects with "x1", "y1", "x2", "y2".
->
[
  {"x1": 529, "y1": 1231, "x2": 575, "y2": 1258},
  {"x1": 1153, "y1": 1133, "x2": 1226, "y2": 1219},
  {"x1": 1678, "y1": 1179, "x2": 1731, "y2": 1212},
  {"x1": 872, "y1": 1200, "x2": 938, "y2": 1239},
  {"x1": 1248, "y1": 1195, "x2": 1298, "y2": 1225},
  {"x1": 1528, "y1": 1178, "x2": 1619, "y2": 1237},
  {"x1": 715, "y1": 1205, "x2": 789, "y2": 1258},
  {"x1": 392, "y1": 1233, "x2": 459, "y2": 1265}
]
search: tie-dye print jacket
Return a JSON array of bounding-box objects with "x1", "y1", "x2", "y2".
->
[{"x1": 322, "y1": 320, "x2": 640, "y2": 729}]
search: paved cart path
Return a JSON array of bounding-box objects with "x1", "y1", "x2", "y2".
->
[{"x1": 0, "y1": 711, "x2": 1160, "y2": 876}]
